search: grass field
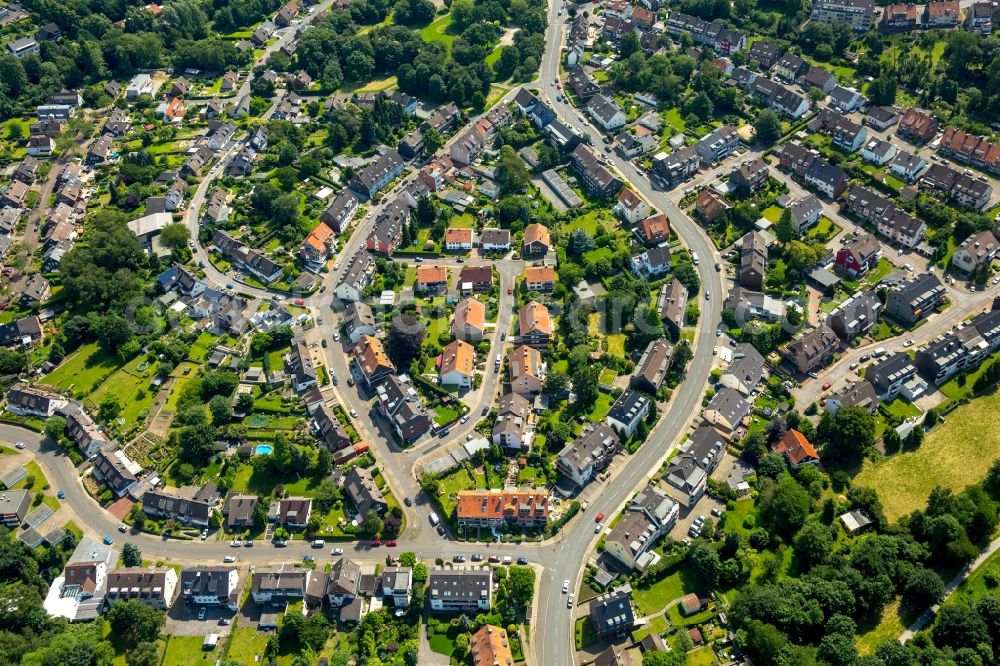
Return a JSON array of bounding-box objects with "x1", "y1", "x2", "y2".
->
[
  {"x1": 633, "y1": 568, "x2": 698, "y2": 616},
  {"x1": 161, "y1": 634, "x2": 217, "y2": 666},
  {"x1": 88, "y1": 355, "x2": 160, "y2": 427},
  {"x1": 687, "y1": 646, "x2": 718, "y2": 666},
  {"x1": 575, "y1": 616, "x2": 599, "y2": 649},
  {"x1": 606, "y1": 333, "x2": 626, "y2": 357},
  {"x1": 632, "y1": 614, "x2": 669, "y2": 642},
  {"x1": 420, "y1": 14, "x2": 456, "y2": 50},
  {"x1": 42, "y1": 343, "x2": 121, "y2": 395},
  {"x1": 856, "y1": 389, "x2": 1000, "y2": 520},
  {"x1": 587, "y1": 391, "x2": 614, "y2": 422},
  {"x1": 948, "y1": 546, "x2": 1000, "y2": 606},
  {"x1": 761, "y1": 206, "x2": 782, "y2": 223},
  {"x1": 856, "y1": 599, "x2": 909, "y2": 655},
  {"x1": 663, "y1": 108, "x2": 686, "y2": 132},
  {"x1": 225, "y1": 628, "x2": 268, "y2": 666}
]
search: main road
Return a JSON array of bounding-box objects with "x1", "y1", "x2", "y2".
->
[{"x1": 530, "y1": 2, "x2": 725, "y2": 663}]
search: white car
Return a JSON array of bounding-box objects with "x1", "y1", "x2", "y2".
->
[
  {"x1": 14, "y1": 441, "x2": 24, "y2": 449},
  {"x1": 230, "y1": 540, "x2": 241, "y2": 547},
  {"x1": 567, "y1": 593, "x2": 574, "y2": 608},
  {"x1": 562, "y1": 580, "x2": 569, "y2": 593},
  {"x1": 331, "y1": 547, "x2": 344, "y2": 555},
  {"x1": 223, "y1": 555, "x2": 236, "y2": 563},
  {"x1": 350, "y1": 408, "x2": 358, "y2": 418},
  {"x1": 594, "y1": 523, "x2": 602, "y2": 533}
]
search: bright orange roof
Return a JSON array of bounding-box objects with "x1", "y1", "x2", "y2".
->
[
  {"x1": 304, "y1": 222, "x2": 334, "y2": 251},
  {"x1": 519, "y1": 300, "x2": 551, "y2": 336},
  {"x1": 445, "y1": 227, "x2": 473, "y2": 243},
  {"x1": 455, "y1": 490, "x2": 549, "y2": 521},
  {"x1": 774, "y1": 429, "x2": 819, "y2": 465},
  {"x1": 524, "y1": 266, "x2": 555, "y2": 283},
  {"x1": 469, "y1": 625, "x2": 514, "y2": 666},
  {"x1": 524, "y1": 223, "x2": 551, "y2": 246},
  {"x1": 416, "y1": 264, "x2": 447, "y2": 284},
  {"x1": 453, "y1": 297, "x2": 486, "y2": 331},
  {"x1": 508, "y1": 344, "x2": 543, "y2": 380},
  {"x1": 440, "y1": 339, "x2": 475, "y2": 378},
  {"x1": 352, "y1": 335, "x2": 395, "y2": 378}
]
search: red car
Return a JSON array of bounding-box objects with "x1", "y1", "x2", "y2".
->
[
  {"x1": 371, "y1": 539, "x2": 382, "y2": 547},
  {"x1": 386, "y1": 540, "x2": 397, "y2": 547},
  {"x1": 822, "y1": 381, "x2": 831, "y2": 390},
  {"x1": 507, "y1": 287, "x2": 513, "y2": 295},
  {"x1": 595, "y1": 513, "x2": 604, "y2": 523}
]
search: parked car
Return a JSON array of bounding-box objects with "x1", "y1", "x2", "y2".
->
[
  {"x1": 118, "y1": 524, "x2": 128, "y2": 533},
  {"x1": 371, "y1": 539, "x2": 382, "y2": 547},
  {"x1": 200, "y1": 529, "x2": 208, "y2": 540},
  {"x1": 454, "y1": 555, "x2": 466, "y2": 563},
  {"x1": 223, "y1": 555, "x2": 236, "y2": 563},
  {"x1": 230, "y1": 540, "x2": 241, "y2": 547},
  {"x1": 331, "y1": 547, "x2": 344, "y2": 555},
  {"x1": 103, "y1": 536, "x2": 113, "y2": 545},
  {"x1": 567, "y1": 594, "x2": 574, "y2": 608},
  {"x1": 57, "y1": 489, "x2": 65, "y2": 499},
  {"x1": 303, "y1": 555, "x2": 315, "y2": 562},
  {"x1": 471, "y1": 553, "x2": 483, "y2": 562},
  {"x1": 517, "y1": 556, "x2": 529, "y2": 565},
  {"x1": 595, "y1": 513, "x2": 604, "y2": 523},
  {"x1": 562, "y1": 580, "x2": 570, "y2": 593},
  {"x1": 404, "y1": 497, "x2": 412, "y2": 507},
  {"x1": 14, "y1": 441, "x2": 24, "y2": 449}
]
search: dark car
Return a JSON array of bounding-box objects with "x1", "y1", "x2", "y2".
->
[
  {"x1": 437, "y1": 525, "x2": 446, "y2": 535},
  {"x1": 438, "y1": 428, "x2": 449, "y2": 438},
  {"x1": 517, "y1": 556, "x2": 529, "y2": 565},
  {"x1": 322, "y1": 339, "x2": 328, "y2": 348},
  {"x1": 404, "y1": 497, "x2": 413, "y2": 507}
]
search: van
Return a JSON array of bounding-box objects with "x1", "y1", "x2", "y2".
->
[
  {"x1": 429, "y1": 512, "x2": 440, "y2": 526},
  {"x1": 872, "y1": 348, "x2": 887, "y2": 358},
  {"x1": 691, "y1": 251, "x2": 700, "y2": 265},
  {"x1": 311, "y1": 540, "x2": 324, "y2": 548}
]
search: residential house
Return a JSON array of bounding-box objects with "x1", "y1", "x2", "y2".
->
[
  {"x1": 663, "y1": 425, "x2": 726, "y2": 507},
  {"x1": 104, "y1": 568, "x2": 178, "y2": 610},
  {"x1": 207, "y1": 121, "x2": 237, "y2": 151},
  {"x1": 825, "y1": 380, "x2": 880, "y2": 414},
  {"x1": 568, "y1": 67, "x2": 600, "y2": 101},
  {"x1": 835, "y1": 232, "x2": 882, "y2": 277},
  {"x1": 300, "y1": 222, "x2": 335, "y2": 272},
  {"x1": 14, "y1": 274, "x2": 51, "y2": 306},
  {"x1": 774, "y1": 53, "x2": 808, "y2": 81},
  {"x1": 350, "y1": 148, "x2": 405, "y2": 199},
  {"x1": 509, "y1": 345, "x2": 546, "y2": 396},
  {"x1": 493, "y1": 392, "x2": 532, "y2": 450},
  {"x1": 867, "y1": 352, "x2": 926, "y2": 400},
  {"x1": 450, "y1": 298, "x2": 486, "y2": 343},
  {"x1": 886, "y1": 273, "x2": 945, "y2": 324},
  {"x1": 142, "y1": 488, "x2": 212, "y2": 526},
  {"x1": 345, "y1": 466, "x2": 388, "y2": 517},
  {"x1": 458, "y1": 265, "x2": 494, "y2": 292},
  {"x1": 449, "y1": 128, "x2": 483, "y2": 166},
  {"x1": 352, "y1": 335, "x2": 396, "y2": 389},
  {"x1": 889, "y1": 150, "x2": 927, "y2": 182},
  {"x1": 320, "y1": 191, "x2": 359, "y2": 233},
  {"x1": 881, "y1": 3, "x2": 921, "y2": 31},
  {"x1": 6, "y1": 385, "x2": 64, "y2": 417},
  {"x1": 952, "y1": 230, "x2": 1000, "y2": 275},
  {"x1": 827, "y1": 290, "x2": 883, "y2": 340},
  {"x1": 313, "y1": 406, "x2": 351, "y2": 454},
  {"x1": 916, "y1": 310, "x2": 1000, "y2": 384},
  {"x1": 862, "y1": 138, "x2": 898, "y2": 166},
  {"x1": 522, "y1": 223, "x2": 551, "y2": 256},
  {"x1": 866, "y1": 105, "x2": 900, "y2": 131},
  {"x1": 830, "y1": 86, "x2": 865, "y2": 113},
  {"x1": 664, "y1": 12, "x2": 747, "y2": 53},
  {"x1": 639, "y1": 213, "x2": 670, "y2": 245},
  {"x1": 778, "y1": 142, "x2": 818, "y2": 177},
  {"x1": 781, "y1": 324, "x2": 840, "y2": 374},
  {"x1": 616, "y1": 131, "x2": 657, "y2": 158},
  {"x1": 524, "y1": 266, "x2": 556, "y2": 292},
  {"x1": 614, "y1": 188, "x2": 650, "y2": 224},
  {"x1": 695, "y1": 125, "x2": 740, "y2": 163},
  {"x1": 898, "y1": 108, "x2": 939, "y2": 144},
  {"x1": 7, "y1": 36, "x2": 39, "y2": 59},
  {"x1": 630, "y1": 245, "x2": 671, "y2": 279},
  {"x1": 0, "y1": 490, "x2": 30, "y2": 527},
  {"x1": 519, "y1": 301, "x2": 552, "y2": 348},
  {"x1": 800, "y1": 65, "x2": 837, "y2": 94},
  {"x1": 571, "y1": 144, "x2": 623, "y2": 199},
  {"x1": 285, "y1": 342, "x2": 317, "y2": 393},
  {"x1": 966, "y1": 1, "x2": 994, "y2": 34},
  {"x1": 656, "y1": 278, "x2": 688, "y2": 338},
  {"x1": 374, "y1": 375, "x2": 431, "y2": 443},
  {"x1": 606, "y1": 389, "x2": 651, "y2": 439},
  {"x1": 720, "y1": 343, "x2": 767, "y2": 396},
  {"x1": 444, "y1": 227, "x2": 474, "y2": 251},
  {"x1": 415, "y1": 264, "x2": 448, "y2": 293},
  {"x1": 366, "y1": 197, "x2": 408, "y2": 256},
  {"x1": 334, "y1": 250, "x2": 374, "y2": 302},
  {"x1": 651, "y1": 146, "x2": 700, "y2": 186},
  {"x1": 469, "y1": 626, "x2": 515, "y2": 666},
  {"x1": 455, "y1": 490, "x2": 549, "y2": 530},
  {"x1": 212, "y1": 230, "x2": 282, "y2": 284},
  {"x1": 695, "y1": 190, "x2": 730, "y2": 224},
  {"x1": 604, "y1": 485, "x2": 679, "y2": 571},
  {"x1": 749, "y1": 40, "x2": 782, "y2": 68},
  {"x1": 439, "y1": 339, "x2": 475, "y2": 389},
  {"x1": 589, "y1": 587, "x2": 636, "y2": 639},
  {"x1": 480, "y1": 228, "x2": 511, "y2": 252},
  {"x1": 272, "y1": 497, "x2": 312, "y2": 528},
  {"x1": 556, "y1": 424, "x2": 621, "y2": 489},
  {"x1": 773, "y1": 429, "x2": 820, "y2": 467},
  {"x1": 251, "y1": 566, "x2": 309, "y2": 605},
  {"x1": 380, "y1": 566, "x2": 413, "y2": 608},
  {"x1": 724, "y1": 161, "x2": 768, "y2": 198},
  {"x1": 180, "y1": 568, "x2": 239, "y2": 610},
  {"x1": 739, "y1": 231, "x2": 768, "y2": 289},
  {"x1": 810, "y1": 0, "x2": 875, "y2": 31},
  {"x1": 64, "y1": 406, "x2": 109, "y2": 458},
  {"x1": 0, "y1": 315, "x2": 45, "y2": 348},
  {"x1": 703, "y1": 387, "x2": 751, "y2": 439},
  {"x1": 789, "y1": 194, "x2": 823, "y2": 235},
  {"x1": 427, "y1": 566, "x2": 493, "y2": 612},
  {"x1": 630, "y1": 338, "x2": 674, "y2": 394},
  {"x1": 804, "y1": 158, "x2": 849, "y2": 198}
]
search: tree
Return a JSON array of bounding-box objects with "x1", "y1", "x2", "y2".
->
[
  {"x1": 100, "y1": 393, "x2": 122, "y2": 422},
  {"x1": 108, "y1": 600, "x2": 165, "y2": 646},
  {"x1": 566, "y1": 228, "x2": 596, "y2": 255},
  {"x1": 127, "y1": 641, "x2": 160, "y2": 666},
  {"x1": 236, "y1": 393, "x2": 254, "y2": 414},
  {"x1": 823, "y1": 405, "x2": 876, "y2": 461},
  {"x1": 868, "y1": 73, "x2": 897, "y2": 106},
  {"x1": 933, "y1": 603, "x2": 990, "y2": 649},
  {"x1": 122, "y1": 543, "x2": 142, "y2": 567},
  {"x1": 793, "y1": 520, "x2": 833, "y2": 568},
  {"x1": 209, "y1": 395, "x2": 232, "y2": 425},
  {"x1": 761, "y1": 476, "x2": 812, "y2": 537},
  {"x1": 177, "y1": 423, "x2": 216, "y2": 467},
  {"x1": 689, "y1": 541, "x2": 722, "y2": 587},
  {"x1": 415, "y1": 195, "x2": 436, "y2": 226},
  {"x1": 496, "y1": 145, "x2": 531, "y2": 195},
  {"x1": 44, "y1": 416, "x2": 66, "y2": 443},
  {"x1": 775, "y1": 208, "x2": 796, "y2": 244},
  {"x1": 423, "y1": 127, "x2": 444, "y2": 154},
  {"x1": 571, "y1": 363, "x2": 600, "y2": 409},
  {"x1": 363, "y1": 509, "x2": 383, "y2": 537},
  {"x1": 902, "y1": 567, "x2": 945, "y2": 611},
  {"x1": 543, "y1": 370, "x2": 570, "y2": 396},
  {"x1": 388, "y1": 314, "x2": 426, "y2": 365},
  {"x1": 159, "y1": 223, "x2": 190, "y2": 251},
  {"x1": 754, "y1": 109, "x2": 782, "y2": 144}
]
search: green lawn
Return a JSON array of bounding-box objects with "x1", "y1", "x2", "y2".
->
[
  {"x1": 663, "y1": 108, "x2": 686, "y2": 132},
  {"x1": 420, "y1": 14, "x2": 456, "y2": 50},
  {"x1": 225, "y1": 628, "x2": 268, "y2": 666},
  {"x1": 882, "y1": 398, "x2": 922, "y2": 421},
  {"x1": 164, "y1": 363, "x2": 200, "y2": 412},
  {"x1": 805, "y1": 216, "x2": 841, "y2": 242},
  {"x1": 687, "y1": 646, "x2": 718, "y2": 666},
  {"x1": 88, "y1": 355, "x2": 160, "y2": 427},
  {"x1": 856, "y1": 599, "x2": 910, "y2": 655},
  {"x1": 161, "y1": 634, "x2": 217, "y2": 666},
  {"x1": 598, "y1": 368, "x2": 617, "y2": 385},
  {"x1": 633, "y1": 568, "x2": 699, "y2": 616},
  {"x1": 575, "y1": 616, "x2": 599, "y2": 649},
  {"x1": 41, "y1": 343, "x2": 121, "y2": 396},
  {"x1": 761, "y1": 206, "x2": 782, "y2": 223},
  {"x1": 949, "y1": 546, "x2": 1000, "y2": 606},
  {"x1": 606, "y1": 334, "x2": 626, "y2": 358},
  {"x1": 587, "y1": 391, "x2": 615, "y2": 422},
  {"x1": 865, "y1": 257, "x2": 894, "y2": 285},
  {"x1": 856, "y1": 388, "x2": 1000, "y2": 520},
  {"x1": 632, "y1": 614, "x2": 669, "y2": 642}
]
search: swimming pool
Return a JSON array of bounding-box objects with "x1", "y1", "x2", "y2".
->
[{"x1": 254, "y1": 444, "x2": 273, "y2": 455}]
